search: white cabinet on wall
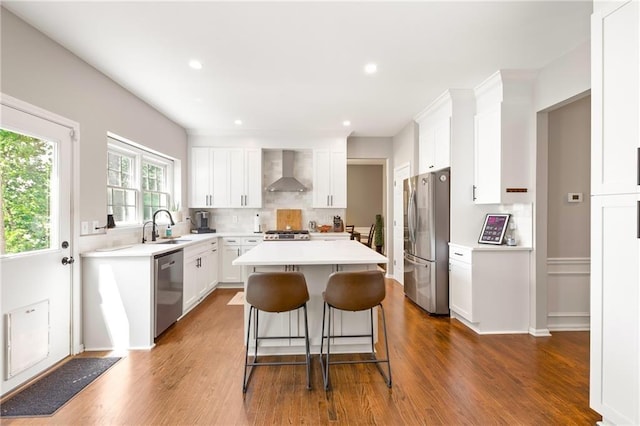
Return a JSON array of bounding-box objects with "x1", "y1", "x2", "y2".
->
[
  {"x1": 415, "y1": 91, "x2": 452, "y2": 173},
  {"x1": 448, "y1": 244, "x2": 531, "y2": 334},
  {"x1": 313, "y1": 148, "x2": 346, "y2": 208},
  {"x1": 189, "y1": 147, "x2": 262, "y2": 208},
  {"x1": 473, "y1": 70, "x2": 535, "y2": 204},
  {"x1": 228, "y1": 148, "x2": 262, "y2": 208},
  {"x1": 190, "y1": 147, "x2": 214, "y2": 207},
  {"x1": 590, "y1": 2, "x2": 640, "y2": 424}
]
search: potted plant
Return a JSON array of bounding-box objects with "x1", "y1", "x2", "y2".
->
[{"x1": 374, "y1": 214, "x2": 384, "y2": 253}]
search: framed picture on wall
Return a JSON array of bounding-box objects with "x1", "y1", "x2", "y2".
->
[{"x1": 478, "y1": 214, "x2": 510, "y2": 245}]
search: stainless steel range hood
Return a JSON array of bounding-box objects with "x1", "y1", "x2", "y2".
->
[{"x1": 266, "y1": 150, "x2": 308, "y2": 192}]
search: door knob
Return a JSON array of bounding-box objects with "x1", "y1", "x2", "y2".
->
[{"x1": 61, "y1": 256, "x2": 75, "y2": 265}]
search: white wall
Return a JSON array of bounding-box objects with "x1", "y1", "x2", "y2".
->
[
  {"x1": 392, "y1": 121, "x2": 418, "y2": 175},
  {"x1": 535, "y1": 40, "x2": 591, "y2": 112},
  {"x1": 0, "y1": 9, "x2": 188, "y2": 252}
]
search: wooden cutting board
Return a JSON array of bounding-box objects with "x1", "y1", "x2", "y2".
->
[{"x1": 276, "y1": 209, "x2": 302, "y2": 230}]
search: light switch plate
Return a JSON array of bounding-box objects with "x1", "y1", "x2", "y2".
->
[{"x1": 81, "y1": 221, "x2": 89, "y2": 235}]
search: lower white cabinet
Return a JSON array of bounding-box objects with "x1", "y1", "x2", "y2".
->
[
  {"x1": 590, "y1": 193, "x2": 640, "y2": 424},
  {"x1": 448, "y1": 243, "x2": 531, "y2": 334},
  {"x1": 221, "y1": 236, "x2": 261, "y2": 283},
  {"x1": 183, "y1": 239, "x2": 218, "y2": 313}
]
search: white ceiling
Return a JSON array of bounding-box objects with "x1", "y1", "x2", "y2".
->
[{"x1": 3, "y1": 1, "x2": 592, "y2": 137}]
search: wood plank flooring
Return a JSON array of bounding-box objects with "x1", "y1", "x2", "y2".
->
[{"x1": 2, "y1": 280, "x2": 600, "y2": 425}]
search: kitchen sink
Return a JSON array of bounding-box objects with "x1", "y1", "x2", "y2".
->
[{"x1": 157, "y1": 239, "x2": 190, "y2": 244}]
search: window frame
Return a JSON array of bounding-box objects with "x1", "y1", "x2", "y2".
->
[{"x1": 107, "y1": 135, "x2": 174, "y2": 226}]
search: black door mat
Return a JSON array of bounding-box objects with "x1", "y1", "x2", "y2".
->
[{"x1": 1, "y1": 357, "x2": 121, "y2": 418}]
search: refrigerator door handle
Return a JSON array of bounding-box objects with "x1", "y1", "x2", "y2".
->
[
  {"x1": 404, "y1": 253, "x2": 428, "y2": 267},
  {"x1": 408, "y1": 189, "x2": 417, "y2": 244}
]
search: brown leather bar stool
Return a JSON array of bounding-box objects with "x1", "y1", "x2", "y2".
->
[
  {"x1": 243, "y1": 271, "x2": 311, "y2": 393},
  {"x1": 319, "y1": 270, "x2": 392, "y2": 390}
]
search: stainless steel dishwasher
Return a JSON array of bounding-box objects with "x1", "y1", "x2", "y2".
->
[{"x1": 154, "y1": 249, "x2": 184, "y2": 338}]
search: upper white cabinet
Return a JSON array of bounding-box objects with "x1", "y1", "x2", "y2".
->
[
  {"x1": 416, "y1": 91, "x2": 452, "y2": 173},
  {"x1": 313, "y1": 148, "x2": 346, "y2": 208},
  {"x1": 591, "y1": 1, "x2": 640, "y2": 197},
  {"x1": 473, "y1": 70, "x2": 535, "y2": 204},
  {"x1": 228, "y1": 148, "x2": 262, "y2": 208},
  {"x1": 190, "y1": 147, "x2": 214, "y2": 208},
  {"x1": 189, "y1": 147, "x2": 262, "y2": 208},
  {"x1": 590, "y1": 2, "x2": 640, "y2": 425}
]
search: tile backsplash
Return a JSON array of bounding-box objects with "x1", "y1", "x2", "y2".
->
[{"x1": 192, "y1": 149, "x2": 346, "y2": 232}]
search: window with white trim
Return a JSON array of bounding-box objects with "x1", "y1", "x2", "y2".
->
[{"x1": 107, "y1": 136, "x2": 174, "y2": 224}]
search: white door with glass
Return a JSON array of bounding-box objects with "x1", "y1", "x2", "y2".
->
[{"x1": 0, "y1": 101, "x2": 74, "y2": 395}]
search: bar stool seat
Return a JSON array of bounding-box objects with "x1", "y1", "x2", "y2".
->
[
  {"x1": 319, "y1": 270, "x2": 392, "y2": 390},
  {"x1": 243, "y1": 271, "x2": 311, "y2": 393}
]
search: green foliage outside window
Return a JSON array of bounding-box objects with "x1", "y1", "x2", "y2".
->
[{"x1": 0, "y1": 129, "x2": 53, "y2": 255}]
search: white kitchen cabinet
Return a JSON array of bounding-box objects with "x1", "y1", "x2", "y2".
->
[
  {"x1": 228, "y1": 148, "x2": 262, "y2": 208},
  {"x1": 313, "y1": 148, "x2": 346, "y2": 208},
  {"x1": 448, "y1": 246, "x2": 474, "y2": 321},
  {"x1": 448, "y1": 243, "x2": 531, "y2": 334},
  {"x1": 190, "y1": 147, "x2": 214, "y2": 207},
  {"x1": 189, "y1": 147, "x2": 262, "y2": 208},
  {"x1": 473, "y1": 70, "x2": 535, "y2": 204},
  {"x1": 189, "y1": 147, "x2": 230, "y2": 208},
  {"x1": 221, "y1": 236, "x2": 261, "y2": 283},
  {"x1": 416, "y1": 91, "x2": 453, "y2": 173},
  {"x1": 590, "y1": 2, "x2": 640, "y2": 424},
  {"x1": 183, "y1": 239, "x2": 219, "y2": 313}
]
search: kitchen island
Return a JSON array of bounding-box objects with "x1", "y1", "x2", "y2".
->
[{"x1": 233, "y1": 240, "x2": 387, "y2": 355}]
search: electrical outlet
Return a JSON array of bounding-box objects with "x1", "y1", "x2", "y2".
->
[
  {"x1": 233, "y1": 215, "x2": 238, "y2": 223},
  {"x1": 92, "y1": 220, "x2": 100, "y2": 233},
  {"x1": 81, "y1": 221, "x2": 89, "y2": 235}
]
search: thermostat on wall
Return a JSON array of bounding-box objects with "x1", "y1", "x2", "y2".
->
[{"x1": 567, "y1": 192, "x2": 583, "y2": 203}]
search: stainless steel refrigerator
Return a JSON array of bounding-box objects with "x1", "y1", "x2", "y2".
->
[{"x1": 403, "y1": 168, "x2": 450, "y2": 314}]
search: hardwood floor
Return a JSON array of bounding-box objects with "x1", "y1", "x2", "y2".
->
[{"x1": 3, "y1": 280, "x2": 600, "y2": 425}]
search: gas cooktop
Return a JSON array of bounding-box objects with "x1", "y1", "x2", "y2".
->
[{"x1": 263, "y1": 230, "x2": 310, "y2": 241}]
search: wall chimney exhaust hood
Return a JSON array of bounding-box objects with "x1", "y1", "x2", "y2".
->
[{"x1": 266, "y1": 150, "x2": 308, "y2": 192}]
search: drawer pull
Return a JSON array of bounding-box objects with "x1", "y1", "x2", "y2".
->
[{"x1": 453, "y1": 252, "x2": 464, "y2": 257}]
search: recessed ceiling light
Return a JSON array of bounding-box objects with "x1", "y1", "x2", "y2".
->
[
  {"x1": 364, "y1": 63, "x2": 377, "y2": 74},
  {"x1": 342, "y1": 120, "x2": 351, "y2": 127},
  {"x1": 189, "y1": 59, "x2": 203, "y2": 70},
  {"x1": 234, "y1": 119, "x2": 243, "y2": 125}
]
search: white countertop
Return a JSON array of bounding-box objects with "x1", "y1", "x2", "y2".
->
[
  {"x1": 233, "y1": 240, "x2": 388, "y2": 266},
  {"x1": 81, "y1": 232, "x2": 260, "y2": 258},
  {"x1": 449, "y1": 241, "x2": 532, "y2": 251}
]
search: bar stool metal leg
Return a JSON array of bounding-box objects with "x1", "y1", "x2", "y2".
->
[{"x1": 243, "y1": 306, "x2": 254, "y2": 393}]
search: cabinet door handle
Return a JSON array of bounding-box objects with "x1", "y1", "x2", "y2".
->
[
  {"x1": 327, "y1": 195, "x2": 330, "y2": 206},
  {"x1": 472, "y1": 185, "x2": 477, "y2": 201},
  {"x1": 330, "y1": 195, "x2": 333, "y2": 206}
]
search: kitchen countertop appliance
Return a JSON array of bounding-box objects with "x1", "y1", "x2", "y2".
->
[
  {"x1": 333, "y1": 215, "x2": 344, "y2": 232},
  {"x1": 192, "y1": 210, "x2": 215, "y2": 234},
  {"x1": 154, "y1": 249, "x2": 184, "y2": 337},
  {"x1": 263, "y1": 230, "x2": 310, "y2": 241},
  {"x1": 404, "y1": 168, "x2": 450, "y2": 315}
]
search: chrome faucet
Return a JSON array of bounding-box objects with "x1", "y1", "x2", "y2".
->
[{"x1": 151, "y1": 209, "x2": 175, "y2": 242}]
